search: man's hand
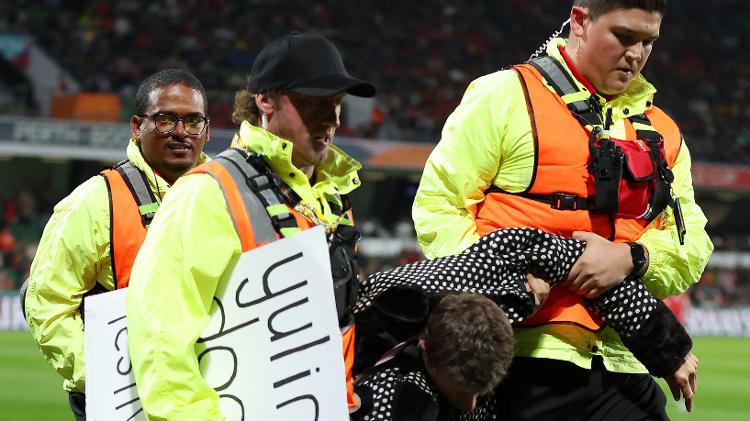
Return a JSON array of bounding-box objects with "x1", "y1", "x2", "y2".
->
[
  {"x1": 665, "y1": 352, "x2": 698, "y2": 412},
  {"x1": 564, "y1": 231, "x2": 634, "y2": 298},
  {"x1": 525, "y1": 273, "x2": 550, "y2": 310}
]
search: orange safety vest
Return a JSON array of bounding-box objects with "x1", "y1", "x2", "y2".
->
[
  {"x1": 101, "y1": 161, "x2": 159, "y2": 289},
  {"x1": 474, "y1": 63, "x2": 682, "y2": 331},
  {"x1": 189, "y1": 149, "x2": 359, "y2": 411}
]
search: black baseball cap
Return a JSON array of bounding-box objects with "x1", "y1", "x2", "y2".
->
[{"x1": 249, "y1": 32, "x2": 376, "y2": 98}]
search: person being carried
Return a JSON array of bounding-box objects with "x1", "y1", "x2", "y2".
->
[
  {"x1": 352, "y1": 228, "x2": 696, "y2": 420},
  {"x1": 353, "y1": 293, "x2": 513, "y2": 421}
]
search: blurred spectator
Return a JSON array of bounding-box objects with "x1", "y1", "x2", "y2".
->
[
  {"x1": 0, "y1": 191, "x2": 49, "y2": 290},
  {"x1": 10, "y1": 190, "x2": 45, "y2": 244}
]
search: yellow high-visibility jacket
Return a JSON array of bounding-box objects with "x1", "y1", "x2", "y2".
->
[
  {"x1": 412, "y1": 38, "x2": 713, "y2": 373},
  {"x1": 126, "y1": 122, "x2": 362, "y2": 421},
  {"x1": 24, "y1": 139, "x2": 209, "y2": 393}
]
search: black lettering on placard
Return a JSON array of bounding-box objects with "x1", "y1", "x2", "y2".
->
[
  {"x1": 197, "y1": 346, "x2": 239, "y2": 392},
  {"x1": 115, "y1": 395, "x2": 141, "y2": 411},
  {"x1": 124, "y1": 407, "x2": 145, "y2": 421},
  {"x1": 219, "y1": 394, "x2": 245, "y2": 421},
  {"x1": 237, "y1": 252, "x2": 306, "y2": 307},
  {"x1": 198, "y1": 297, "x2": 259, "y2": 343},
  {"x1": 195, "y1": 248, "x2": 335, "y2": 418},
  {"x1": 113, "y1": 382, "x2": 143, "y2": 418},
  {"x1": 268, "y1": 298, "x2": 312, "y2": 342},
  {"x1": 108, "y1": 315, "x2": 142, "y2": 418},
  {"x1": 114, "y1": 325, "x2": 132, "y2": 375},
  {"x1": 198, "y1": 346, "x2": 245, "y2": 421},
  {"x1": 273, "y1": 369, "x2": 311, "y2": 388},
  {"x1": 276, "y1": 395, "x2": 319, "y2": 420},
  {"x1": 270, "y1": 335, "x2": 330, "y2": 362},
  {"x1": 113, "y1": 382, "x2": 137, "y2": 394}
]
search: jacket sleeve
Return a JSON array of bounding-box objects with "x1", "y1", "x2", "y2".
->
[
  {"x1": 413, "y1": 72, "x2": 526, "y2": 259},
  {"x1": 23, "y1": 176, "x2": 112, "y2": 392},
  {"x1": 127, "y1": 174, "x2": 240, "y2": 421},
  {"x1": 638, "y1": 141, "x2": 714, "y2": 298}
]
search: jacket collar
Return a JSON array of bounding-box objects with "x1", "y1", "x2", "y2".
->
[
  {"x1": 126, "y1": 138, "x2": 210, "y2": 199},
  {"x1": 233, "y1": 121, "x2": 362, "y2": 205},
  {"x1": 545, "y1": 38, "x2": 656, "y2": 120}
]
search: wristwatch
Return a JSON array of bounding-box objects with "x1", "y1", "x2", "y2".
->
[{"x1": 627, "y1": 242, "x2": 647, "y2": 276}]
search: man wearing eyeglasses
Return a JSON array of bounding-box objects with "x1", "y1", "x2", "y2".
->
[
  {"x1": 23, "y1": 68, "x2": 210, "y2": 421},
  {"x1": 126, "y1": 32, "x2": 375, "y2": 420}
]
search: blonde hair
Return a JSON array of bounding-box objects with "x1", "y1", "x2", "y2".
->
[
  {"x1": 231, "y1": 90, "x2": 280, "y2": 127},
  {"x1": 231, "y1": 90, "x2": 259, "y2": 127}
]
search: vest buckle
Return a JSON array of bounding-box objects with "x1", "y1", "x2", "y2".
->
[{"x1": 551, "y1": 193, "x2": 581, "y2": 210}]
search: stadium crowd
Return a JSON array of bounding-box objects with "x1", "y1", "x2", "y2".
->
[
  {"x1": 0, "y1": 0, "x2": 748, "y2": 162},
  {"x1": 0, "y1": 191, "x2": 45, "y2": 291}
]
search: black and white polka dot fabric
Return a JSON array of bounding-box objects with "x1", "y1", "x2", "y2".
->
[
  {"x1": 355, "y1": 228, "x2": 658, "y2": 329},
  {"x1": 357, "y1": 366, "x2": 435, "y2": 421},
  {"x1": 355, "y1": 355, "x2": 498, "y2": 421},
  {"x1": 353, "y1": 228, "x2": 688, "y2": 420},
  {"x1": 357, "y1": 229, "x2": 569, "y2": 323},
  {"x1": 586, "y1": 276, "x2": 658, "y2": 339}
]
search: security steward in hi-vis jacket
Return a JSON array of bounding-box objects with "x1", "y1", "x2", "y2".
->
[
  {"x1": 22, "y1": 69, "x2": 210, "y2": 421},
  {"x1": 125, "y1": 32, "x2": 375, "y2": 421},
  {"x1": 413, "y1": 1, "x2": 712, "y2": 420}
]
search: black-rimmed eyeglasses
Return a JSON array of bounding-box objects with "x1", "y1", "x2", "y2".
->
[{"x1": 137, "y1": 112, "x2": 209, "y2": 135}]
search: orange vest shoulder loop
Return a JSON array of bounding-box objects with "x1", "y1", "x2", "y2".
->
[
  {"x1": 101, "y1": 161, "x2": 157, "y2": 289},
  {"x1": 191, "y1": 148, "x2": 361, "y2": 410},
  {"x1": 187, "y1": 149, "x2": 306, "y2": 252}
]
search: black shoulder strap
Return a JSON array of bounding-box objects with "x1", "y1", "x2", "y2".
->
[
  {"x1": 111, "y1": 160, "x2": 159, "y2": 227},
  {"x1": 213, "y1": 148, "x2": 301, "y2": 240},
  {"x1": 528, "y1": 55, "x2": 604, "y2": 128},
  {"x1": 629, "y1": 113, "x2": 663, "y2": 143}
]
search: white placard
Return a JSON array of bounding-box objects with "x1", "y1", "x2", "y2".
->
[
  {"x1": 85, "y1": 226, "x2": 348, "y2": 420},
  {"x1": 84, "y1": 288, "x2": 143, "y2": 420}
]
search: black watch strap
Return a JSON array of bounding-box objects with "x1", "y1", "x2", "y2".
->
[{"x1": 627, "y1": 242, "x2": 647, "y2": 276}]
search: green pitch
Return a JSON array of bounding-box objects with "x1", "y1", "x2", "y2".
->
[
  {"x1": 657, "y1": 336, "x2": 750, "y2": 421},
  {"x1": 1, "y1": 331, "x2": 68, "y2": 420},
  {"x1": 1, "y1": 331, "x2": 749, "y2": 420}
]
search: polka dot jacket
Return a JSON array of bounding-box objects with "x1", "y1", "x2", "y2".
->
[
  {"x1": 355, "y1": 228, "x2": 659, "y2": 335},
  {"x1": 352, "y1": 228, "x2": 692, "y2": 420}
]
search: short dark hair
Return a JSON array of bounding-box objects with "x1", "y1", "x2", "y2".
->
[
  {"x1": 135, "y1": 69, "x2": 207, "y2": 115},
  {"x1": 422, "y1": 294, "x2": 514, "y2": 394},
  {"x1": 573, "y1": 0, "x2": 667, "y2": 19}
]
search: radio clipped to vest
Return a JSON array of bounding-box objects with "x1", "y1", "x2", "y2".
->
[
  {"x1": 588, "y1": 118, "x2": 685, "y2": 244},
  {"x1": 526, "y1": 56, "x2": 685, "y2": 244},
  {"x1": 588, "y1": 125, "x2": 670, "y2": 220},
  {"x1": 588, "y1": 127, "x2": 622, "y2": 215}
]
